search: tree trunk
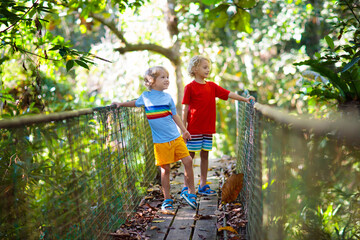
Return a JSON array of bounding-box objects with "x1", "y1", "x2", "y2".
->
[
  {"x1": 173, "y1": 58, "x2": 183, "y2": 116},
  {"x1": 166, "y1": 0, "x2": 183, "y2": 117},
  {"x1": 92, "y1": 0, "x2": 184, "y2": 117}
]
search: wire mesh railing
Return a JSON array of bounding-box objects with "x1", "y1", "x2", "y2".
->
[
  {"x1": 0, "y1": 106, "x2": 157, "y2": 239},
  {"x1": 236, "y1": 94, "x2": 360, "y2": 240}
]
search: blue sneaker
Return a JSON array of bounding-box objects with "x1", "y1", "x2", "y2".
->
[
  {"x1": 180, "y1": 187, "x2": 188, "y2": 198},
  {"x1": 180, "y1": 188, "x2": 198, "y2": 209},
  {"x1": 198, "y1": 184, "x2": 217, "y2": 196},
  {"x1": 161, "y1": 199, "x2": 174, "y2": 211}
]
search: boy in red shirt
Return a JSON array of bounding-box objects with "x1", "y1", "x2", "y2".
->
[{"x1": 182, "y1": 55, "x2": 255, "y2": 196}]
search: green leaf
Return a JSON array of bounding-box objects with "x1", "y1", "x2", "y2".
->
[
  {"x1": 341, "y1": 56, "x2": 360, "y2": 73},
  {"x1": 207, "y1": 4, "x2": 230, "y2": 20},
  {"x1": 295, "y1": 59, "x2": 350, "y2": 99},
  {"x1": 59, "y1": 48, "x2": 67, "y2": 58},
  {"x1": 229, "y1": 9, "x2": 252, "y2": 33},
  {"x1": 201, "y1": 0, "x2": 223, "y2": 5},
  {"x1": 75, "y1": 60, "x2": 89, "y2": 70},
  {"x1": 237, "y1": 0, "x2": 257, "y2": 8},
  {"x1": 66, "y1": 60, "x2": 74, "y2": 72},
  {"x1": 214, "y1": 11, "x2": 228, "y2": 28},
  {"x1": 325, "y1": 35, "x2": 334, "y2": 50}
]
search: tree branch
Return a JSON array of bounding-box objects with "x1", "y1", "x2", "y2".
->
[
  {"x1": 90, "y1": 11, "x2": 180, "y2": 64},
  {"x1": 114, "y1": 43, "x2": 179, "y2": 64},
  {"x1": 344, "y1": 0, "x2": 360, "y2": 25},
  {"x1": 89, "y1": 13, "x2": 128, "y2": 44},
  {"x1": 0, "y1": 0, "x2": 40, "y2": 34}
]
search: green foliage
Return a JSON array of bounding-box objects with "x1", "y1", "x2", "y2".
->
[
  {"x1": 0, "y1": 0, "x2": 148, "y2": 116},
  {"x1": 295, "y1": 0, "x2": 360, "y2": 106},
  {"x1": 205, "y1": 0, "x2": 257, "y2": 33},
  {"x1": 0, "y1": 0, "x2": 94, "y2": 71}
]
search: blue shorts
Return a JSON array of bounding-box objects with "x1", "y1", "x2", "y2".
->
[{"x1": 186, "y1": 134, "x2": 213, "y2": 152}]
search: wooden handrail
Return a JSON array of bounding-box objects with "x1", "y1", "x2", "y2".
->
[
  {"x1": 254, "y1": 102, "x2": 360, "y2": 142},
  {"x1": 0, "y1": 108, "x2": 94, "y2": 128}
]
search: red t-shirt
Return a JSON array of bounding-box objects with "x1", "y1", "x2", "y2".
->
[{"x1": 182, "y1": 80, "x2": 230, "y2": 134}]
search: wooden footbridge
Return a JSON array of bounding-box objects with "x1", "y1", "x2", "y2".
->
[
  {"x1": 1, "y1": 98, "x2": 359, "y2": 240},
  {"x1": 144, "y1": 159, "x2": 221, "y2": 240}
]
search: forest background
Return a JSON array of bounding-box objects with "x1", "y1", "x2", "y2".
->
[{"x1": 1, "y1": 0, "x2": 359, "y2": 157}]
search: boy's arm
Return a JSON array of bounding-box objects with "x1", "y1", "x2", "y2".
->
[
  {"x1": 173, "y1": 115, "x2": 191, "y2": 141},
  {"x1": 182, "y1": 104, "x2": 189, "y2": 128},
  {"x1": 111, "y1": 100, "x2": 137, "y2": 107},
  {"x1": 228, "y1": 92, "x2": 255, "y2": 104}
]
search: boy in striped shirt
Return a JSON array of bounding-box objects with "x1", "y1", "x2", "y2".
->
[{"x1": 112, "y1": 66, "x2": 197, "y2": 211}]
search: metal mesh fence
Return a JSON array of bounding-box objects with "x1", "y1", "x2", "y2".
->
[
  {"x1": 236, "y1": 92, "x2": 262, "y2": 240},
  {"x1": 0, "y1": 106, "x2": 157, "y2": 240},
  {"x1": 236, "y1": 95, "x2": 360, "y2": 240}
]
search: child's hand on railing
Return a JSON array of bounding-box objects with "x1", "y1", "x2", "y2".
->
[
  {"x1": 247, "y1": 96, "x2": 255, "y2": 104},
  {"x1": 111, "y1": 102, "x2": 122, "y2": 108}
]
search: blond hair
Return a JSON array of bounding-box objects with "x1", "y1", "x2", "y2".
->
[
  {"x1": 187, "y1": 55, "x2": 211, "y2": 77},
  {"x1": 143, "y1": 66, "x2": 169, "y2": 89}
]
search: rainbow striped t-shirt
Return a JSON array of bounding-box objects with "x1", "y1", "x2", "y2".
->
[{"x1": 135, "y1": 89, "x2": 180, "y2": 143}]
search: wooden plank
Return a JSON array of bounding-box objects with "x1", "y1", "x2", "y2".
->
[
  {"x1": 193, "y1": 166, "x2": 220, "y2": 240},
  {"x1": 144, "y1": 179, "x2": 183, "y2": 240},
  {"x1": 144, "y1": 157, "x2": 222, "y2": 240},
  {"x1": 165, "y1": 204, "x2": 197, "y2": 240},
  {"x1": 144, "y1": 160, "x2": 196, "y2": 240},
  {"x1": 192, "y1": 195, "x2": 218, "y2": 240},
  {"x1": 163, "y1": 161, "x2": 199, "y2": 240},
  {"x1": 143, "y1": 209, "x2": 176, "y2": 240}
]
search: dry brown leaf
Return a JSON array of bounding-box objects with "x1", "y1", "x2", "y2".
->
[
  {"x1": 194, "y1": 214, "x2": 213, "y2": 220},
  {"x1": 160, "y1": 209, "x2": 175, "y2": 215},
  {"x1": 221, "y1": 173, "x2": 244, "y2": 204},
  {"x1": 150, "y1": 226, "x2": 159, "y2": 230},
  {"x1": 144, "y1": 203, "x2": 157, "y2": 211}
]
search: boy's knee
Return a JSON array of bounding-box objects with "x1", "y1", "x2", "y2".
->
[
  {"x1": 160, "y1": 164, "x2": 170, "y2": 174},
  {"x1": 182, "y1": 156, "x2": 193, "y2": 166}
]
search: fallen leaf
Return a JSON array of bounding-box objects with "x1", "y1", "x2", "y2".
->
[
  {"x1": 218, "y1": 226, "x2": 238, "y2": 234},
  {"x1": 197, "y1": 180, "x2": 212, "y2": 185},
  {"x1": 194, "y1": 214, "x2": 213, "y2": 220},
  {"x1": 150, "y1": 226, "x2": 159, "y2": 230},
  {"x1": 198, "y1": 233, "x2": 206, "y2": 239},
  {"x1": 160, "y1": 209, "x2": 175, "y2": 215},
  {"x1": 153, "y1": 220, "x2": 165, "y2": 223},
  {"x1": 144, "y1": 203, "x2": 157, "y2": 211},
  {"x1": 221, "y1": 173, "x2": 244, "y2": 203},
  {"x1": 170, "y1": 181, "x2": 182, "y2": 185}
]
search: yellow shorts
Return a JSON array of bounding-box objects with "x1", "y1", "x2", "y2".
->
[{"x1": 154, "y1": 136, "x2": 190, "y2": 166}]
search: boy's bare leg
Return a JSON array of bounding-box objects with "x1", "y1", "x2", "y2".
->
[
  {"x1": 181, "y1": 156, "x2": 196, "y2": 194},
  {"x1": 184, "y1": 152, "x2": 196, "y2": 190},
  {"x1": 199, "y1": 150, "x2": 209, "y2": 188},
  {"x1": 160, "y1": 164, "x2": 171, "y2": 199}
]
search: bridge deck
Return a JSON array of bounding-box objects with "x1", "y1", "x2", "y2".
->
[{"x1": 144, "y1": 158, "x2": 221, "y2": 240}]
